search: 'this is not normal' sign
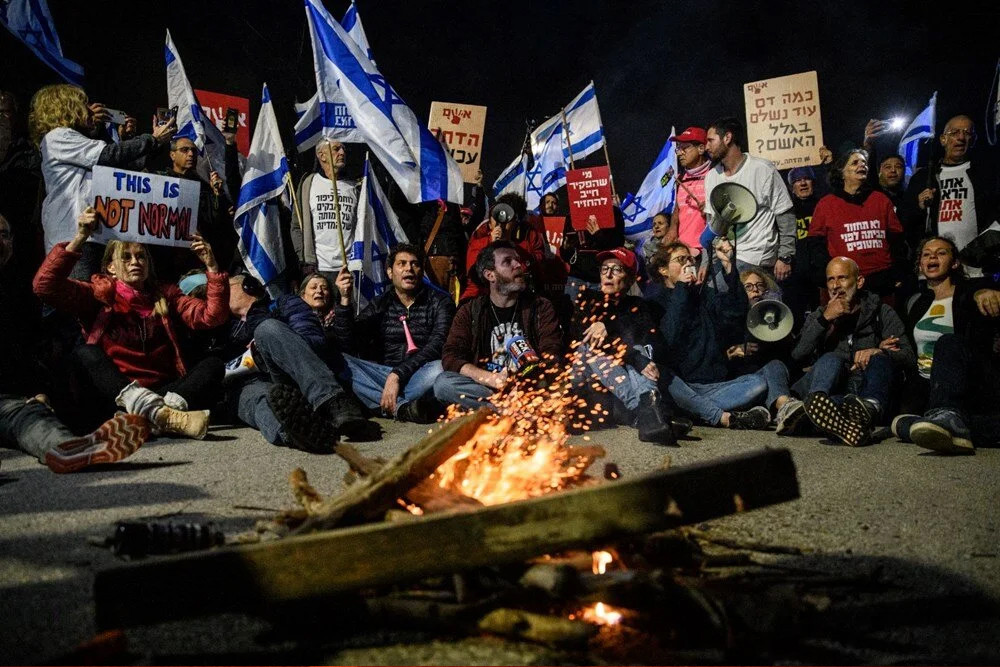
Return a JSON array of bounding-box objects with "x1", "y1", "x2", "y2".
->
[{"x1": 90, "y1": 166, "x2": 201, "y2": 247}]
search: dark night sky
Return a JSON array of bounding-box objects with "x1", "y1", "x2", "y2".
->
[{"x1": 3, "y1": 0, "x2": 999, "y2": 190}]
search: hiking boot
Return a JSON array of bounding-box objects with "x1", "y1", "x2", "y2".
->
[
  {"x1": 45, "y1": 413, "x2": 150, "y2": 473},
  {"x1": 803, "y1": 392, "x2": 869, "y2": 447},
  {"x1": 775, "y1": 399, "x2": 807, "y2": 436},
  {"x1": 395, "y1": 394, "x2": 442, "y2": 424},
  {"x1": 636, "y1": 390, "x2": 676, "y2": 445},
  {"x1": 911, "y1": 409, "x2": 974, "y2": 455},
  {"x1": 267, "y1": 384, "x2": 336, "y2": 453},
  {"x1": 154, "y1": 406, "x2": 210, "y2": 440},
  {"x1": 891, "y1": 414, "x2": 920, "y2": 442},
  {"x1": 728, "y1": 406, "x2": 771, "y2": 430},
  {"x1": 322, "y1": 393, "x2": 380, "y2": 442}
]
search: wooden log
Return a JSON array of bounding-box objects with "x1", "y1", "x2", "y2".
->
[
  {"x1": 94, "y1": 448, "x2": 798, "y2": 630},
  {"x1": 478, "y1": 608, "x2": 596, "y2": 647},
  {"x1": 295, "y1": 409, "x2": 491, "y2": 532}
]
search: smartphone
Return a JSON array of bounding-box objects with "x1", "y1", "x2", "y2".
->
[
  {"x1": 224, "y1": 107, "x2": 239, "y2": 134},
  {"x1": 155, "y1": 106, "x2": 178, "y2": 126},
  {"x1": 683, "y1": 265, "x2": 697, "y2": 278},
  {"x1": 104, "y1": 108, "x2": 128, "y2": 125},
  {"x1": 167, "y1": 105, "x2": 178, "y2": 121}
]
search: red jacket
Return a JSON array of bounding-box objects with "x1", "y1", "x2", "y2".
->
[
  {"x1": 460, "y1": 221, "x2": 546, "y2": 300},
  {"x1": 808, "y1": 189, "x2": 903, "y2": 277},
  {"x1": 33, "y1": 243, "x2": 230, "y2": 387}
]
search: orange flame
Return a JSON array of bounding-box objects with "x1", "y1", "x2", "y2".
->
[
  {"x1": 592, "y1": 550, "x2": 613, "y2": 575},
  {"x1": 573, "y1": 602, "x2": 623, "y2": 626}
]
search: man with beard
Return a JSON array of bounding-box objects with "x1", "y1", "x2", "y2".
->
[
  {"x1": 789, "y1": 257, "x2": 914, "y2": 446},
  {"x1": 332, "y1": 243, "x2": 455, "y2": 423},
  {"x1": 902, "y1": 115, "x2": 999, "y2": 277},
  {"x1": 435, "y1": 241, "x2": 562, "y2": 409},
  {"x1": 703, "y1": 117, "x2": 796, "y2": 281}
]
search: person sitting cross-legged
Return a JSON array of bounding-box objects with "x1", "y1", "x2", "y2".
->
[
  {"x1": 331, "y1": 243, "x2": 455, "y2": 423},
  {"x1": 435, "y1": 241, "x2": 562, "y2": 410},
  {"x1": 789, "y1": 256, "x2": 915, "y2": 446},
  {"x1": 225, "y1": 273, "x2": 374, "y2": 452}
]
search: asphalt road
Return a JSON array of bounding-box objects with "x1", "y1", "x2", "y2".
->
[{"x1": 1, "y1": 418, "x2": 998, "y2": 664}]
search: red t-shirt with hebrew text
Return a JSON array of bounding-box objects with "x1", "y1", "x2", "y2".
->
[{"x1": 808, "y1": 190, "x2": 902, "y2": 277}]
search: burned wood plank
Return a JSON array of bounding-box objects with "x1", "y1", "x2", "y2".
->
[{"x1": 94, "y1": 448, "x2": 798, "y2": 630}]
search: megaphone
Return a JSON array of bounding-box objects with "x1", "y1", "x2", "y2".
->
[
  {"x1": 709, "y1": 182, "x2": 759, "y2": 236},
  {"x1": 491, "y1": 203, "x2": 517, "y2": 226},
  {"x1": 746, "y1": 299, "x2": 794, "y2": 342}
]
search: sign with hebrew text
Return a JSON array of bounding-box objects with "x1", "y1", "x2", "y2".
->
[
  {"x1": 744, "y1": 71, "x2": 825, "y2": 169},
  {"x1": 566, "y1": 166, "x2": 614, "y2": 231},
  {"x1": 428, "y1": 101, "x2": 487, "y2": 183}
]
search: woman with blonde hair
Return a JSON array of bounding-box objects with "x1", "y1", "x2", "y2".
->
[
  {"x1": 33, "y1": 208, "x2": 229, "y2": 439},
  {"x1": 29, "y1": 84, "x2": 176, "y2": 278}
]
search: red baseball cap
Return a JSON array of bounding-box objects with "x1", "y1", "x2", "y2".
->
[
  {"x1": 674, "y1": 126, "x2": 707, "y2": 144},
  {"x1": 596, "y1": 247, "x2": 638, "y2": 274}
]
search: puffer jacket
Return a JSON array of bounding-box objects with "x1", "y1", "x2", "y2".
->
[
  {"x1": 332, "y1": 286, "x2": 456, "y2": 384},
  {"x1": 33, "y1": 243, "x2": 229, "y2": 386},
  {"x1": 568, "y1": 289, "x2": 664, "y2": 372}
]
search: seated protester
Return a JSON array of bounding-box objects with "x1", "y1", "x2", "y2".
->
[
  {"x1": 805, "y1": 149, "x2": 906, "y2": 300},
  {"x1": 435, "y1": 241, "x2": 562, "y2": 410},
  {"x1": 29, "y1": 84, "x2": 176, "y2": 279},
  {"x1": 727, "y1": 266, "x2": 795, "y2": 379},
  {"x1": 555, "y1": 194, "x2": 626, "y2": 292},
  {"x1": 567, "y1": 248, "x2": 682, "y2": 444},
  {"x1": 651, "y1": 240, "x2": 795, "y2": 430},
  {"x1": 461, "y1": 193, "x2": 545, "y2": 301},
  {"x1": 1, "y1": 214, "x2": 149, "y2": 472},
  {"x1": 32, "y1": 208, "x2": 227, "y2": 439},
  {"x1": 332, "y1": 243, "x2": 455, "y2": 423},
  {"x1": 790, "y1": 256, "x2": 915, "y2": 446},
  {"x1": 225, "y1": 273, "x2": 373, "y2": 451},
  {"x1": 299, "y1": 273, "x2": 335, "y2": 330},
  {"x1": 892, "y1": 237, "x2": 1000, "y2": 453}
]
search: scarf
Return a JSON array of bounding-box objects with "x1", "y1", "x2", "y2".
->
[{"x1": 114, "y1": 280, "x2": 154, "y2": 317}]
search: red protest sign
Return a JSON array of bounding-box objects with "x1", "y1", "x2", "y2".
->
[
  {"x1": 195, "y1": 89, "x2": 251, "y2": 156},
  {"x1": 566, "y1": 166, "x2": 614, "y2": 231},
  {"x1": 542, "y1": 216, "x2": 565, "y2": 255}
]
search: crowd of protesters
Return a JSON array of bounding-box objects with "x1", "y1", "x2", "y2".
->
[{"x1": 1, "y1": 82, "x2": 998, "y2": 474}]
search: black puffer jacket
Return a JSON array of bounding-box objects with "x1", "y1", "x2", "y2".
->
[
  {"x1": 332, "y1": 286, "x2": 456, "y2": 384},
  {"x1": 568, "y1": 289, "x2": 663, "y2": 372}
]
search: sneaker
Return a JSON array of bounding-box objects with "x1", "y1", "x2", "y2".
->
[
  {"x1": 910, "y1": 409, "x2": 974, "y2": 455},
  {"x1": 842, "y1": 394, "x2": 877, "y2": 431},
  {"x1": 803, "y1": 392, "x2": 869, "y2": 447},
  {"x1": 775, "y1": 399, "x2": 807, "y2": 436},
  {"x1": 891, "y1": 414, "x2": 920, "y2": 442},
  {"x1": 45, "y1": 413, "x2": 150, "y2": 473},
  {"x1": 728, "y1": 406, "x2": 771, "y2": 430},
  {"x1": 322, "y1": 393, "x2": 381, "y2": 442},
  {"x1": 267, "y1": 384, "x2": 337, "y2": 453}
]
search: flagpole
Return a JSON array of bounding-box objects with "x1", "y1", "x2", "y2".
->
[
  {"x1": 285, "y1": 172, "x2": 305, "y2": 231},
  {"x1": 325, "y1": 142, "x2": 349, "y2": 267},
  {"x1": 588, "y1": 80, "x2": 619, "y2": 204},
  {"x1": 559, "y1": 107, "x2": 576, "y2": 170}
]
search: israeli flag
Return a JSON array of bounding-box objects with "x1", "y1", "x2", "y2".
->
[
  {"x1": 340, "y1": 0, "x2": 374, "y2": 64},
  {"x1": 293, "y1": 91, "x2": 365, "y2": 152},
  {"x1": 349, "y1": 157, "x2": 410, "y2": 308},
  {"x1": 561, "y1": 81, "x2": 606, "y2": 163},
  {"x1": 526, "y1": 114, "x2": 568, "y2": 211},
  {"x1": 304, "y1": 0, "x2": 463, "y2": 204},
  {"x1": 0, "y1": 0, "x2": 83, "y2": 86},
  {"x1": 493, "y1": 153, "x2": 528, "y2": 199},
  {"x1": 165, "y1": 30, "x2": 206, "y2": 152},
  {"x1": 621, "y1": 128, "x2": 677, "y2": 243},
  {"x1": 234, "y1": 84, "x2": 289, "y2": 286},
  {"x1": 898, "y1": 92, "x2": 936, "y2": 186}
]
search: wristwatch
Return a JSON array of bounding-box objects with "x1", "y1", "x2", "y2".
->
[{"x1": 777, "y1": 255, "x2": 794, "y2": 264}]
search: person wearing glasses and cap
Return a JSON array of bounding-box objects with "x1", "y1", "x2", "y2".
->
[{"x1": 665, "y1": 127, "x2": 712, "y2": 264}]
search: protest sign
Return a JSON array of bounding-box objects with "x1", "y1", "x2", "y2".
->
[
  {"x1": 542, "y1": 216, "x2": 566, "y2": 255},
  {"x1": 89, "y1": 166, "x2": 200, "y2": 248},
  {"x1": 743, "y1": 71, "x2": 825, "y2": 169},
  {"x1": 566, "y1": 166, "x2": 614, "y2": 231},
  {"x1": 428, "y1": 101, "x2": 486, "y2": 183},
  {"x1": 195, "y1": 89, "x2": 251, "y2": 156}
]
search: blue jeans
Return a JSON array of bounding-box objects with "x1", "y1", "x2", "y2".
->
[
  {"x1": 433, "y1": 371, "x2": 495, "y2": 410},
  {"x1": 0, "y1": 396, "x2": 74, "y2": 461},
  {"x1": 666, "y1": 360, "x2": 788, "y2": 425},
  {"x1": 341, "y1": 355, "x2": 443, "y2": 416},
  {"x1": 573, "y1": 345, "x2": 656, "y2": 410},
  {"x1": 793, "y1": 351, "x2": 893, "y2": 413},
  {"x1": 234, "y1": 377, "x2": 284, "y2": 445}
]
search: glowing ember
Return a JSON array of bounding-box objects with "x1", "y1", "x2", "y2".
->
[
  {"x1": 592, "y1": 550, "x2": 613, "y2": 574},
  {"x1": 576, "y1": 602, "x2": 623, "y2": 626}
]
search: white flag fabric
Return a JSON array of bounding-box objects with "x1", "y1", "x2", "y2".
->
[
  {"x1": 165, "y1": 30, "x2": 206, "y2": 152},
  {"x1": 234, "y1": 84, "x2": 289, "y2": 285},
  {"x1": 898, "y1": 92, "x2": 937, "y2": 185},
  {"x1": 525, "y1": 114, "x2": 568, "y2": 210},
  {"x1": 621, "y1": 128, "x2": 677, "y2": 243},
  {"x1": 349, "y1": 158, "x2": 410, "y2": 308},
  {"x1": 561, "y1": 81, "x2": 606, "y2": 163},
  {"x1": 304, "y1": 0, "x2": 463, "y2": 204},
  {"x1": 0, "y1": 0, "x2": 83, "y2": 85},
  {"x1": 340, "y1": 0, "x2": 374, "y2": 64},
  {"x1": 493, "y1": 153, "x2": 528, "y2": 199},
  {"x1": 293, "y1": 91, "x2": 365, "y2": 152}
]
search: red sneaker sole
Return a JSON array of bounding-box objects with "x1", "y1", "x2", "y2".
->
[{"x1": 45, "y1": 414, "x2": 150, "y2": 473}]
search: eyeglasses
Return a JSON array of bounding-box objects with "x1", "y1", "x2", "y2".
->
[
  {"x1": 669, "y1": 255, "x2": 695, "y2": 265},
  {"x1": 743, "y1": 281, "x2": 767, "y2": 292},
  {"x1": 174, "y1": 147, "x2": 195, "y2": 154},
  {"x1": 943, "y1": 129, "x2": 975, "y2": 138},
  {"x1": 600, "y1": 265, "x2": 627, "y2": 276}
]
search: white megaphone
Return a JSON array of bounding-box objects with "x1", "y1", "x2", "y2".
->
[
  {"x1": 708, "y1": 182, "x2": 759, "y2": 236},
  {"x1": 746, "y1": 299, "x2": 794, "y2": 342}
]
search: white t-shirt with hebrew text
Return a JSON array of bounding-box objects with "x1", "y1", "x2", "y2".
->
[{"x1": 308, "y1": 174, "x2": 359, "y2": 273}]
